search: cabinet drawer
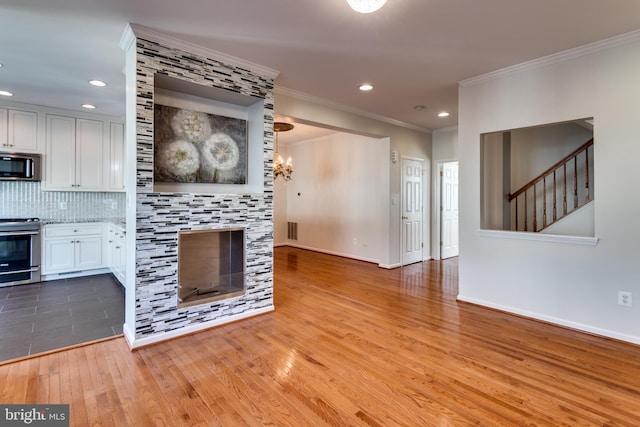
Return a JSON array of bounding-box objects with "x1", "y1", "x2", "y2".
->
[{"x1": 45, "y1": 224, "x2": 103, "y2": 237}]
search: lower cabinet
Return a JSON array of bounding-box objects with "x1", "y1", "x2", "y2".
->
[
  {"x1": 42, "y1": 222, "x2": 126, "y2": 287},
  {"x1": 107, "y1": 224, "x2": 126, "y2": 286},
  {"x1": 43, "y1": 223, "x2": 105, "y2": 275}
]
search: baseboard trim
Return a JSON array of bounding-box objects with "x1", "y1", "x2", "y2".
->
[
  {"x1": 42, "y1": 267, "x2": 111, "y2": 282},
  {"x1": 122, "y1": 305, "x2": 275, "y2": 350},
  {"x1": 282, "y1": 243, "x2": 382, "y2": 266},
  {"x1": 457, "y1": 295, "x2": 640, "y2": 346}
]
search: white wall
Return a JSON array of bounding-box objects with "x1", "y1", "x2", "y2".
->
[
  {"x1": 458, "y1": 34, "x2": 640, "y2": 344},
  {"x1": 280, "y1": 133, "x2": 388, "y2": 263},
  {"x1": 275, "y1": 90, "x2": 432, "y2": 267}
]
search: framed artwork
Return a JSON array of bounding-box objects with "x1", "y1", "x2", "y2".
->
[{"x1": 154, "y1": 104, "x2": 247, "y2": 184}]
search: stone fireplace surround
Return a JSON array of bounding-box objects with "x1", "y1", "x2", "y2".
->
[{"x1": 120, "y1": 24, "x2": 278, "y2": 348}]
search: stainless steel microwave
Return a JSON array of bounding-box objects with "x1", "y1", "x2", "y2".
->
[{"x1": 0, "y1": 152, "x2": 41, "y2": 181}]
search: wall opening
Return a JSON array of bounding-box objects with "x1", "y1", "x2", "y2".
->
[
  {"x1": 481, "y1": 118, "x2": 594, "y2": 237},
  {"x1": 177, "y1": 228, "x2": 245, "y2": 308}
]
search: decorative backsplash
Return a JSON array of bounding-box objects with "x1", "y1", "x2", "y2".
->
[{"x1": 0, "y1": 181, "x2": 125, "y2": 221}]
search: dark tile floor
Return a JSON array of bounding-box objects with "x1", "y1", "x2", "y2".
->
[{"x1": 0, "y1": 274, "x2": 124, "y2": 362}]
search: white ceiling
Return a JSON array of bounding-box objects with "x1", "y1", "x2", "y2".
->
[{"x1": 1, "y1": 0, "x2": 640, "y2": 134}]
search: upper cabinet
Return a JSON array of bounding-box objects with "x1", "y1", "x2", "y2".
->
[
  {"x1": 0, "y1": 108, "x2": 39, "y2": 153},
  {"x1": 0, "y1": 101, "x2": 124, "y2": 192},
  {"x1": 45, "y1": 115, "x2": 104, "y2": 191},
  {"x1": 107, "y1": 122, "x2": 125, "y2": 191},
  {"x1": 44, "y1": 114, "x2": 124, "y2": 192}
]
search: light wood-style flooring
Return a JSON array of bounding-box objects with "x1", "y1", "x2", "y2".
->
[{"x1": 1, "y1": 247, "x2": 639, "y2": 426}]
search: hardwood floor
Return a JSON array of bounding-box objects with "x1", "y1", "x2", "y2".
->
[{"x1": 1, "y1": 247, "x2": 639, "y2": 426}]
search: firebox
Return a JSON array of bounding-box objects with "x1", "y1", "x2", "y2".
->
[{"x1": 177, "y1": 227, "x2": 245, "y2": 308}]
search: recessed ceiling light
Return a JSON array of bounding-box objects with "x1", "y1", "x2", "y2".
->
[
  {"x1": 89, "y1": 79, "x2": 107, "y2": 87},
  {"x1": 82, "y1": 104, "x2": 97, "y2": 109},
  {"x1": 358, "y1": 83, "x2": 374, "y2": 91},
  {"x1": 438, "y1": 111, "x2": 450, "y2": 117},
  {"x1": 0, "y1": 63, "x2": 3, "y2": 68},
  {"x1": 0, "y1": 90, "x2": 13, "y2": 97}
]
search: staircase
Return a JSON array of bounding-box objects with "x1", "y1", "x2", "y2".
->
[{"x1": 508, "y1": 138, "x2": 593, "y2": 232}]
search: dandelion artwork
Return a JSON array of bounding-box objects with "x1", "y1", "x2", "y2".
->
[{"x1": 154, "y1": 104, "x2": 247, "y2": 184}]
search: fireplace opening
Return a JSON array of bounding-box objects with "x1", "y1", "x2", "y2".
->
[{"x1": 177, "y1": 227, "x2": 245, "y2": 308}]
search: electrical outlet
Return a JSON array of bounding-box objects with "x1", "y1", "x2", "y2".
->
[
  {"x1": 618, "y1": 291, "x2": 632, "y2": 307},
  {"x1": 59, "y1": 201, "x2": 67, "y2": 210},
  {"x1": 111, "y1": 202, "x2": 117, "y2": 209},
  {"x1": 353, "y1": 238, "x2": 358, "y2": 246}
]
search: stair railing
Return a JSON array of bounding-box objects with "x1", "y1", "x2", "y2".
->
[{"x1": 508, "y1": 138, "x2": 593, "y2": 232}]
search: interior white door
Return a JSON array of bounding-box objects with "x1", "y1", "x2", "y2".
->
[
  {"x1": 441, "y1": 161, "x2": 459, "y2": 259},
  {"x1": 401, "y1": 158, "x2": 423, "y2": 265}
]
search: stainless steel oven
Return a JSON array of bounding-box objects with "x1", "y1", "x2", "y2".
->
[{"x1": 0, "y1": 218, "x2": 41, "y2": 287}]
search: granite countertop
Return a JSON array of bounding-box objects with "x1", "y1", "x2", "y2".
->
[{"x1": 40, "y1": 218, "x2": 126, "y2": 227}]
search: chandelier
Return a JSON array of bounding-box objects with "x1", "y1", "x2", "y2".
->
[
  {"x1": 346, "y1": 0, "x2": 387, "y2": 13},
  {"x1": 273, "y1": 122, "x2": 294, "y2": 182}
]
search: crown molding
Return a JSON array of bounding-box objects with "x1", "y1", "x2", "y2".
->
[
  {"x1": 275, "y1": 86, "x2": 432, "y2": 134},
  {"x1": 460, "y1": 29, "x2": 640, "y2": 87},
  {"x1": 432, "y1": 125, "x2": 458, "y2": 134},
  {"x1": 119, "y1": 23, "x2": 280, "y2": 80},
  {"x1": 118, "y1": 24, "x2": 136, "y2": 53}
]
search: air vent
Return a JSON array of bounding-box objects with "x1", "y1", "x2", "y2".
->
[{"x1": 287, "y1": 222, "x2": 298, "y2": 240}]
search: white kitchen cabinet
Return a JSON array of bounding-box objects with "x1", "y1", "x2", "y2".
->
[
  {"x1": 0, "y1": 108, "x2": 39, "y2": 153},
  {"x1": 0, "y1": 109, "x2": 6, "y2": 148},
  {"x1": 105, "y1": 122, "x2": 125, "y2": 191},
  {"x1": 45, "y1": 114, "x2": 104, "y2": 190},
  {"x1": 107, "y1": 224, "x2": 126, "y2": 286},
  {"x1": 42, "y1": 223, "x2": 105, "y2": 275}
]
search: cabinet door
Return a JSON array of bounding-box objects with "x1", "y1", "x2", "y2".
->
[
  {"x1": 0, "y1": 108, "x2": 7, "y2": 148},
  {"x1": 113, "y1": 235, "x2": 124, "y2": 281},
  {"x1": 75, "y1": 118, "x2": 103, "y2": 190},
  {"x1": 46, "y1": 114, "x2": 76, "y2": 188},
  {"x1": 106, "y1": 227, "x2": 115, "y2": 267},
  {"x1": 8, "y1": 109, "x2": 38, "y2": 152},
  {"x1": 75, "y1": 236, "x2": 104, "y2": 270},
  {"x1": 108, "y1": 122, "x2": 124, "y2": 190},
  {"x1": 43, "y1": 239, "x2": 75, "y2": 274}
]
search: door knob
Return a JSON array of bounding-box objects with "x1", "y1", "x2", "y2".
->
[{"x1": 402, "y1": 216, "x2": 409, "y2": 220}]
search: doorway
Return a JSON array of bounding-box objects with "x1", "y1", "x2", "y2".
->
[
  {"x1": 401, "y1": 157, "x2": 424, "y2": 266},
  {"x1": 440, "y1": 161, "x2": 459, "y2": 259}
]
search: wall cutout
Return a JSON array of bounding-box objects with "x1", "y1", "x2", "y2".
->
[
  {"x1": 481, "y1": 118, "x2": 594, "y2": 237},
  {"x1": 177, "y1": 228, "x2": 246, "y2": 309}
]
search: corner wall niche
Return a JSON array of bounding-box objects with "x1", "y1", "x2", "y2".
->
[{"x1": 153, "y1": 74, "x2": 266, "y2": 194}]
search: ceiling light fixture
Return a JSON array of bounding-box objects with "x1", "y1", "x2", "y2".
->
[
  {"x1": 414, "y1": 105, "x2": 426, "y2": 111},
  {"x1": 359, "y1": 83, "x2": 374, "y2": 91},
  {"x1": 0, "y1": 90, "x2": 13, "y2": 97},
  {"x1": 438, "y1": 111, "x2": 450, "y2": 117},
  {"x1": 273, "y1": 122, "x2": 294, "y2": 182},
  {"x1": 82, "y1": 104, "x2": 97, "y2": 109},
  {"x1": 89, "y1": 79, "x2": 107, "y2": 87},
  {"x1": 346, "y1": 0, "x2": 387, "y2": 13}
]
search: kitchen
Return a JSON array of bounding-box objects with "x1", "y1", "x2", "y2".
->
[{"x1": 0, "y1": 99, "x2": 126, "y2": 361}]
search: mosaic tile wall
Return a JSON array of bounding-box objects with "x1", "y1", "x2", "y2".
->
[
  {"x1": 132, "y1": 37, "x2": 275, "y2": 339},
  {"x1": 0, "y1": 181, "x2": 125, "y2": 222}
]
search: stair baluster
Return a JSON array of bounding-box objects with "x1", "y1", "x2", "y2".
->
[{"x1": 508, "y1": 138, "x2": 593, "y2": 232}]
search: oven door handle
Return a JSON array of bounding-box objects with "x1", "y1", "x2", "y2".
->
[
  {"x1": 0, "y1": 230, "x2": 40, "y2": 236},
  {"x1": 0, "y1": 267, "x2": 40, "y2": 275}
]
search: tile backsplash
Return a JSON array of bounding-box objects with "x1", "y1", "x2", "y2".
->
[{"x1": 0, "y1": 181, "x2": 125, "y2": 221}]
